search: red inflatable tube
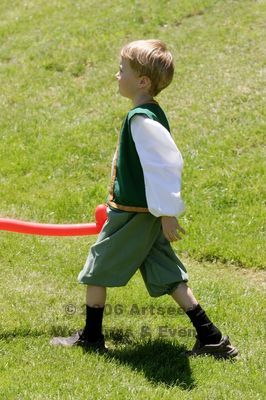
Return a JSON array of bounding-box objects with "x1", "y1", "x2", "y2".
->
[{"x1": 0, "y1": 204, "x2": 108, "y2": 237}]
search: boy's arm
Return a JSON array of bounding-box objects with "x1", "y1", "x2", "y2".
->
[{"x1": 131, "y1": 115, "x2": 185, "y2": 242}]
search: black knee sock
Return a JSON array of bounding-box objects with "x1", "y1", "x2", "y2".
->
[
  {"x1": 82, "y1": 305, "x2": 104, "y2": 342},
  {"x1": 186, "y1": 304, "x2": 222, "y2": 345}
]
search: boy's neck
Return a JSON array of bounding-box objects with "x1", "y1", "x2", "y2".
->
[{"x1": 132, "y1": 93, "x2": 157, "y2": 107}]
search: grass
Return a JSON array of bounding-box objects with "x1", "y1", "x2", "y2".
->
[
  {"x1": 0, "y1": 235, "x2": 265, "y2": 399},
  {"x1": 0, "y1": 0, "x2": 266, "y2": 398},
  {"x1": 0, "y1": 0, "x2": 265, "y2": 268}
]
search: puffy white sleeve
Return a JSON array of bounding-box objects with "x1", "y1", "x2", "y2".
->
[{"x1": 131, "y1": 114, "x2": 185, "y2": 218}]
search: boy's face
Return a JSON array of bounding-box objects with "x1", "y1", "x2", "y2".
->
[{"x1": 116, "y1": 58, "x2": 141, "y2": 100}]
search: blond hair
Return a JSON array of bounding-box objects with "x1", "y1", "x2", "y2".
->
[{"x1": 120, "y1": 39, "x2": 174, "y2": 96}]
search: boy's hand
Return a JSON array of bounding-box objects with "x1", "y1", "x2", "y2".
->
[{"x1": 161, "y1": 216, "x2": 186, "y2": 242}]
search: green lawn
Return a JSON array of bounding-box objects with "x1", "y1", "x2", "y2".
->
[
  {"x1": 0, "y1": 0, "x2": 265, "y2": 398},
  {"x1": 0, "y1": 237, "x2": 265, "y2": 399}
]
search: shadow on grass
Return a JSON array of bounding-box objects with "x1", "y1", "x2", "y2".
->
[
  {"x1": 105, "y1": 330, "x2": 195, "y2": 390},
  {"x1": 0, "y1": 326, "x2": 194, "y2": 389}
]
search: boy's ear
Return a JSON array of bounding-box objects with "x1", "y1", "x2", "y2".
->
[{"x1": 139, "y1": 75, "x2": 151, "y2": 90}]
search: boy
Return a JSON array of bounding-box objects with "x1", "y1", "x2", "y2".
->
[{"x1": 51, "y1": 40, "x2": 238, "y2": 359}]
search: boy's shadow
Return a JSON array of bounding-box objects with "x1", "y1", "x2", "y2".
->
[{"x1": 105, "y1": 329, "x2": 195, "y2": 390}]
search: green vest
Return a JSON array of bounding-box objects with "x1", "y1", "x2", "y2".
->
[{"x1": 108, "y1": 103, "x2": 170, "y2": 212}]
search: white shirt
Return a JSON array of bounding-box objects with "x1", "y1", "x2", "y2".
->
[{"x1": 131, "y1": 115, "x2": 185, "y2": 218}]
